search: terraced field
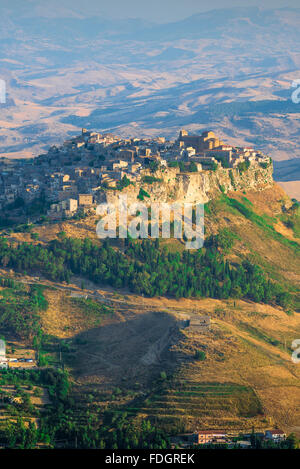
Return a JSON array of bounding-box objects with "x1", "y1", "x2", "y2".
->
[{"x1": 121, "y1": 378, "x2": 265, "y2": 433}]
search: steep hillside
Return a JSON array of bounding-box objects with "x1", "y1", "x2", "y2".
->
[
  {"x1": 204, "y1": 184, "x2": 300, "y2": 292},
  {"x1": 0, "y1": 182, "x2": 299, "y2": 440}
]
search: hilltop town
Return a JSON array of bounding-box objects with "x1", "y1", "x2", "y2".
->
[
  {"x1": 0, "y1": 128, "x2": 272, "y2": 222},
  {"x1": 1, "y1": 3, "x2": 300, "y2": 452},
  {"x1": 0, "y1": 128, "x2": 299, "y2": 450}
]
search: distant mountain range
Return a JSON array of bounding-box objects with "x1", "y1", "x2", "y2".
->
[
  {"x1": 2, "y1": 4, "x2": 300, "y2": 42},
  {"x1": 0, "y1": 5, "x2": 300, "y2": 196}
]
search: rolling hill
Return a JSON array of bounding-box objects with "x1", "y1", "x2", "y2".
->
[{"x1": 0, "y1": 5, "x2": 300, "y2": 188}]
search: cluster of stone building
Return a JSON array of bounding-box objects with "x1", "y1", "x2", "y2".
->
[
  {"x1": 0, "y1": 128, "x2": 270, "y2": 220},
  {"x1": 176, "y1": 429, "x2": 287, "y2": 448},
  {"x1": 178, "y1": 129, "x2": 270, "y2": 169}
]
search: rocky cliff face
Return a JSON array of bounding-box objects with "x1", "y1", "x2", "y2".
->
[{"x1": 96, "y1": 162, "x2": 274, "y2": 207}]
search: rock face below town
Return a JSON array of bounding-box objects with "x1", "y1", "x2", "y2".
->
[{"x1": 96, "y1": 162, "x2": 274, "y2": 207}]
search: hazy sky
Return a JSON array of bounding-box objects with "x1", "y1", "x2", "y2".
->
[{"x1": 67, "y1": 0, "x2": 300, "y2": 22}]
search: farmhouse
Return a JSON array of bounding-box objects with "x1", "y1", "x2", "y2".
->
[
  {"x1": 191, "y1": 430, "x2": 227, "y2": 444},
  {"x1": 176, "y1": 314, "x2": 211, "y2": 332},
  {"x1": 265, "y1": 429, "x2": 286, "y2": 442}
]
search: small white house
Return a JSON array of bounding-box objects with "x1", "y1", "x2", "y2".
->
[
  {"x1": 265, "y1": 430, "x2": 286, "y2": 442},
  {"x1": 236, "y1": 440, "x2": 251, "y2": 449}
]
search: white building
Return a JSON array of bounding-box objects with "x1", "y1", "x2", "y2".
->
[
  {"x1": 0, "y1": 339, "x2": 8, "y2": 370},
  {"x1": 265, "y1": 430, "x2": 286, "y2": 442}
]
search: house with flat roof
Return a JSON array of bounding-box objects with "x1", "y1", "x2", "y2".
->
[{"x1": 192, "y1": 430, "x2": 227, "y2": 445}]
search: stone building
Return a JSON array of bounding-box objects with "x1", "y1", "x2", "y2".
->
[
  {"x1": 178, "y1": 129, "x2": 224, "y2": 153},
  {"x1": 78, "y1": 194, "x2": 93, "y2": 207}
]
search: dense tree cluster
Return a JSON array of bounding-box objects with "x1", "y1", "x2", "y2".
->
[
  {"x1": 0, "y1": 236, "x2": 291, "y2": 307},
  {"x1": 0, "y1": 280, "x2": 48, "y2": 339},
  {"x1": 0, "y1": 368, "x2": 169, "y2": 449}
]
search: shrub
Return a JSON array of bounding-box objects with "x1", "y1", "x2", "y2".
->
[
  {"x1": 137, "y1": 188, "x2": 150, "y2": 201},
  {"x1": 238, "y1": 160, "x2": 250, "y2": 172},
  {"x1": 142, "y1": 176, "x2": 162, "y2": 184},
  {"x1": 194, "y1": 350, "x2": 206, "y2": 361}
]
